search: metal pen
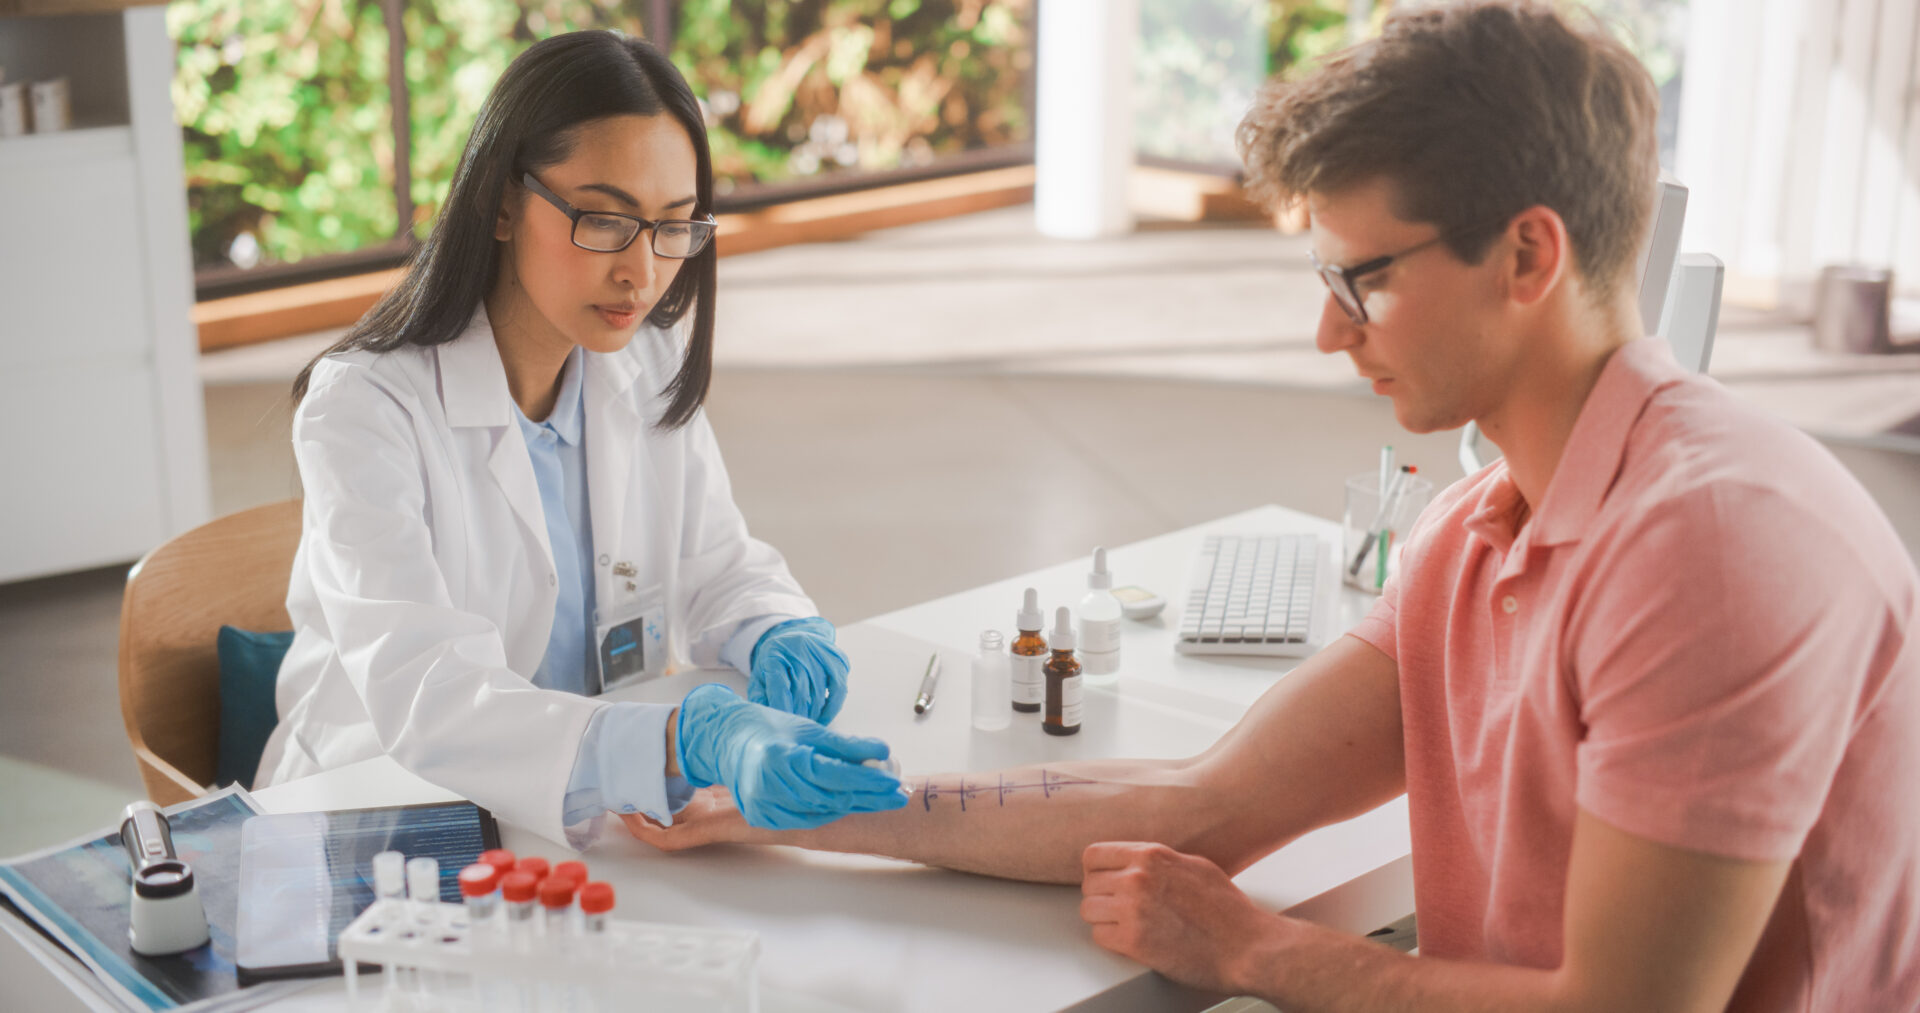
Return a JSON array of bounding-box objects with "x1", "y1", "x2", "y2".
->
[{"x1": 912, "y1": 653, "x2": 941, "y2": 715}]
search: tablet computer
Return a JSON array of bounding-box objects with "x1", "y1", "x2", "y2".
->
[{"x1": 234, "y1": 801, "x2": 500, "y2": 984}]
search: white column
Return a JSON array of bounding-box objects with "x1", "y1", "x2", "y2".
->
[
  {"x1": 1034, "y1": 0, "x2": 1138, "y2": 239},
  {"x1": 126, "y1": 7, "x2": 212, "y2": 534}
]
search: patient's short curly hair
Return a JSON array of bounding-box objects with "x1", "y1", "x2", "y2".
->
[{"x1": 1237, "y1": 0, "x2": 1659, "y2": 302}]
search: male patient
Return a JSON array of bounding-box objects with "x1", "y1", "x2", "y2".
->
[{"x1": 629, "y1": 2, "x2": 1920, "y2": 1008}]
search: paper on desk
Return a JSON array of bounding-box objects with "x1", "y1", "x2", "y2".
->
[{"x1": 0, "y1": 785, "x2": 307, "y2": 1012}]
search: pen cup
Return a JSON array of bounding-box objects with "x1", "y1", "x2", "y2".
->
[{"x1": 1342, "y1": 471, "x2": 1433, "y2": 593}]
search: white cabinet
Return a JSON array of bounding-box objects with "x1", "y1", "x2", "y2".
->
[{"x1": 0, "y1": 7, "x2": 209, "y2": 582}]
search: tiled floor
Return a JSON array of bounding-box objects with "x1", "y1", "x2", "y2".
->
[{"x1": 6, "y1": 206, "x2": 1919, "y2": 870}]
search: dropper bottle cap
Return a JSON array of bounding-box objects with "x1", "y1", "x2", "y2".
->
[
  {"x1": 1050, "y1": 606, "x2": 1075, "y2": 651},
  {"x1": 1017, "y1": 587, "x2": 1042, "y2": 631},
  {"x1": 1087, "y1": 547, "x2": 1112, "y2": 590}
]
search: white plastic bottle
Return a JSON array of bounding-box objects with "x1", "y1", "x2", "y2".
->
[
  {"x1": 1077, "y1": 547, "x2": 1122, "y2": 683},
  {"x1": 970, "y1": 630, "x2": 1011, "y2": 731}
]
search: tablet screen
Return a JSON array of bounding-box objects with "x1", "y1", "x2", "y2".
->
[{"x1": 234, "y1": 801, "x2": 500, "y2": 982}]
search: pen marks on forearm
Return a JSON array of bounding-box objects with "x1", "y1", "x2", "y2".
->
[{"x1": 917, "y1": 770, "x2": 1100, "y2": 813}]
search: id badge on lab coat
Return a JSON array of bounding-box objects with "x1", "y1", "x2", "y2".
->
[{"x1": 596, "y1": 582, "x2": 665, "y2": 694}]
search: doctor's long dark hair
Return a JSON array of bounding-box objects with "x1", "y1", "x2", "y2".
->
[{"x1": 290, "y1": 31, "x2": 716, "y2": 430}]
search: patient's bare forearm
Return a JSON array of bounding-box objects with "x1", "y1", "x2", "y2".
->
[{"x1": 749, "y1": 759, "x2": 1200, "y2": 883}]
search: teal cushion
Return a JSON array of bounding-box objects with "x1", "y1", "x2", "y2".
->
[{"x1": 215, "y1": 626, "x2": 293, "y2": 789}]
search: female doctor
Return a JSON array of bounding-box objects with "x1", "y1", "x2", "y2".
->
[{"x1": 253, "y1": 31, "x2": 906, "y2": 847}]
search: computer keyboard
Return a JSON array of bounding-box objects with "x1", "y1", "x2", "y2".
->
[{"x1": 1176, "y1": 533, "x2": 1333, "y2": 658}]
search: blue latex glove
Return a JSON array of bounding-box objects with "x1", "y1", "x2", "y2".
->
[
  {"x1": 749, "y1": 617, "x2": 850, "y2": 725},
  {"x1": 675, "y1": 683, "x2": 906, "y2": 830}
]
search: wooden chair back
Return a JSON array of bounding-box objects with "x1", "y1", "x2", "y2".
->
[{"x1": 116, "y1": 499, "x2": 302, "y2": 805}]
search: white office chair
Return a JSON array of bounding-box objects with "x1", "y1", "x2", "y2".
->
[{"x1": 1457, "y1": 174, "x2": 1725, "y2": 474}]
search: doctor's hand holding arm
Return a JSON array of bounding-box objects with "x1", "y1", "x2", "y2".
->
[{"x1": 672, "y1": 683, "x2": 903, "y2": 828}]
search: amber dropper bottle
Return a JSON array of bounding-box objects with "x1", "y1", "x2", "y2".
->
[
  {"x1": 1043, "y1": 606, "x2": 1083, "y2": 736},
  {"x1": 1010, "y1": 587, "x2": 1046, "y2": 714}
]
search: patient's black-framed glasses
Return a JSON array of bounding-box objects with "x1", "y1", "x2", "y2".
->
[
  {"x1": 1309, "y1": 233, "x2": 1455, "y2": 326},
  {"x1": 520, "y1": 172, "x2": 716, "y2": 258}
]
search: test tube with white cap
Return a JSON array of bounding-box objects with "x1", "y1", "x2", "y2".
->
[
  {"x1": 406, "y1": 857, "x2": 441, "y2": 997},
  {"x1": 371, "y1": 852, "x2": 406, "y2": 992}
]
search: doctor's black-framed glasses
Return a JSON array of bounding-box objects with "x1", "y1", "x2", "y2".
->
[{"x1": 520, "y1": 172, "x2": 717, "y2": 258}]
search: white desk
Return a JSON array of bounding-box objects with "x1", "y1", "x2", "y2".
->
[{"x1": 18, "y1": 505, "x2": 1414, "y2": 1012}]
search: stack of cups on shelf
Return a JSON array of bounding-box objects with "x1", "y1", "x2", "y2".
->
[{"x1": 0, "y1": 70, "x2": 68, "y2": 138}]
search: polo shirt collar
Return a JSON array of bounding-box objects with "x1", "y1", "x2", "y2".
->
[{"x1": 1528, "y1": 337, "x2": 1689, "y2": 547}]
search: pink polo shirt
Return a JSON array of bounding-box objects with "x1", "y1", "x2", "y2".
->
[{"x1": 1349, "y1": 338, "x2": 1920, "y2": 1009}]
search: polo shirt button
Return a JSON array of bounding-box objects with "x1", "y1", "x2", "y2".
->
[
  {"x1": 1502, "y1": 595, "x2": 1518, "y2": 614},
  {"x1": 550, "y1": 574, "x2": 558, "y2": 587}
]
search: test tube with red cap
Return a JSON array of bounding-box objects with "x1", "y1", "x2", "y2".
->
[
  {"x1": 500, "y1": 871, "x2": 540, "y2": 951},
  {"x1": 578, "y1": 881, "x2": 614, "y2": 937},
  {"x1": 538, "y1": 875, "x2": 576, "y2": 937},
  {"x1": 458, "y1": 863, "x2": 500, "y2": 931},
  {"x1": 515, "y1": 856, "x2": 550, "y2": 882},
  {"x1": 479, "y1": 849, "x2": 516, "y2": 877},
  {"x1": 552, "y1": 860, "x2": 588, "y2": 889}
]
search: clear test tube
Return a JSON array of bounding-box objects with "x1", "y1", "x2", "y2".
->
[
  {"x1": 578, "y1": 881, "x2": 614, "y2": 939},
  {"x1": 458, "y1": 863, "x2": 502, "y2": 1009},
  {"x1": 500, "y1": 871, "x2": 540, "y2": 949},
  {"x1": 406, "y1": 857, "x2": 441, "y2": 999},
  {"x1": 371, "y1": 852, "x2": 406, "y2": 993},
  {"x1": 538, "y1": 876, "x2": 575, "y2": 937},
  {"x1": 458, "y1": 863, "x2": 500, "y2": 930},
  {"x1": 537, "y1": 877, "x2": 579, "y2": 1013},
  {"x1": 373, "y1": 850, "x2": 407, "y2": 910},
  {"x1": 575, "y1": 881, "x2": 614, "y2": 1013}
]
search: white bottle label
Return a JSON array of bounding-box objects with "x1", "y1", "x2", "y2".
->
[
  {"x1": 1078, "y1": 617, "x2": 1121, "y2": 654},
  {"x1": 1061, "y1": 674, "x2": 1083, "y2": 728},
  {"x1": 1012, "y1": 653, "x2": 1044, "y2": 705}
]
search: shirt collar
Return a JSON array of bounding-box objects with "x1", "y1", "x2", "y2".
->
[
  {"x1": 1528, "y1": 336, "x2": 1690, "y2": 547},
  {"x1": 544, "y1": 346, "x2": 586, "y2": 446},
  {"x1": 440, "y1": 303, "x2": 638, "y2": 433}
]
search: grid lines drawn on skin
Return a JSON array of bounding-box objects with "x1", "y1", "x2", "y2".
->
[{"x1": 916, "y1": 770, "x2": 1102, "y2": 812}]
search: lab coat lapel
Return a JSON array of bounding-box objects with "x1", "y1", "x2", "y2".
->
[
  {"x1": 437, "y1": 313, "x2": 556, "y2": 581},
  {"x1": 585, "y1": 340, "x2": 649, "y2": 620}
]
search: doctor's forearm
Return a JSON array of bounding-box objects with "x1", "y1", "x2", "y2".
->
[{"x1": 744, "y1": 759, "x2": 1202, "y2": 884}]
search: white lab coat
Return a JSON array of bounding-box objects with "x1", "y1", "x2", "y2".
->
[{"x1": 256, "y1": 308, "x2": 816, "y2": 844}]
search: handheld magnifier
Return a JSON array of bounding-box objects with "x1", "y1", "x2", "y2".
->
[{"x1": 119, "y1": 800, "x2": 210, "y2": 957}]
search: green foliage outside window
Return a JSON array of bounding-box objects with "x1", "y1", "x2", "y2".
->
[
  {"x1": 171, "y1": 0, "x2": 1033, "y2": 275},
  {"x1": 671, "y1": 0, "x2": 1032, "y2": 195},
  {"x1": 1136, "y1": 0, "x2": 1686, "y2": 167},
  {"x1": 170, "y1": 0, "x2": 398, "y2": 271},
  {"x1": 170, "y1": 0, "x2": 1671, "y2": 277}
]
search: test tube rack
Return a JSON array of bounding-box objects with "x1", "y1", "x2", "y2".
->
[{"x1": 338, "y1": 898, "x2": 760, "y2": 1012}]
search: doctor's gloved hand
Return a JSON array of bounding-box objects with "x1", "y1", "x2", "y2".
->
[
  {"x1": 748, "y1": 617, "x2": 849, "y2": 725},
  {"x1": 675, "y1": 683, "x2": 906, "y2": 831}
]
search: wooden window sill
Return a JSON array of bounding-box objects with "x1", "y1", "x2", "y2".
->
[{"x1": 193, "y1": 165, "x2": 1267, "y2": 352}]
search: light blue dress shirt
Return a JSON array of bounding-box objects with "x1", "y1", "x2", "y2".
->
[{"x1": 512, "y1": 348, "x2": 786, "y2": 836}]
